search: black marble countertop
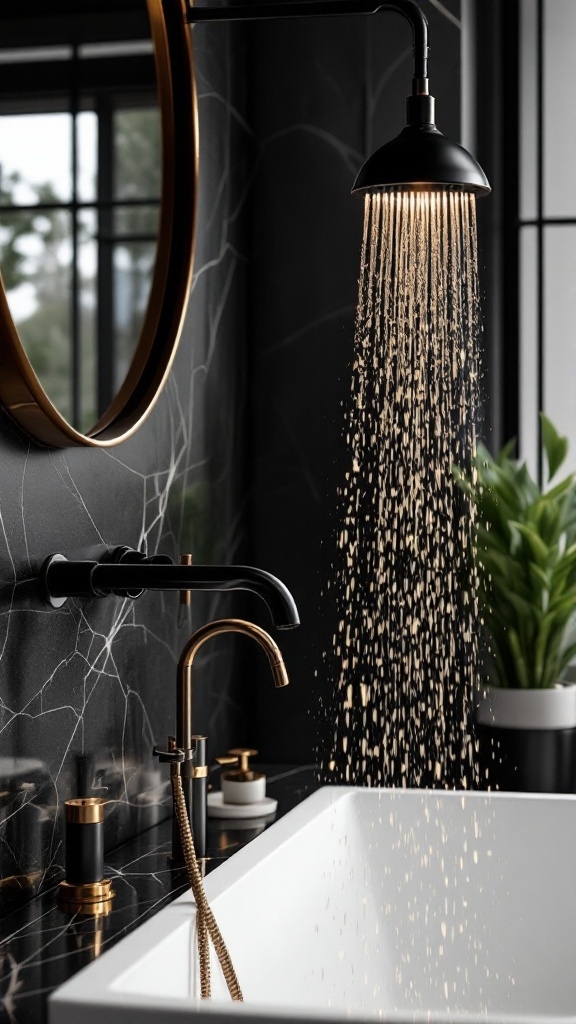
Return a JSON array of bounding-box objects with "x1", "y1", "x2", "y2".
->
[{"x1": 0, "y1": 765, "x2": 319, "y2": 1024}]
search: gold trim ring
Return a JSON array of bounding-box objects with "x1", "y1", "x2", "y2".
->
[{"x1": 64, "y1": 798, "x2": 106, "y2": 824}]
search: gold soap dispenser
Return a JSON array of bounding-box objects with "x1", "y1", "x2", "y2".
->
[{"x1": 208, "y1": 747, "x2": 277, "y2": 819}]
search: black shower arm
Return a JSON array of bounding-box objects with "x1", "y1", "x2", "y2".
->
[{"x1": 186, "y1": 0, "x2": 429, "y2": 88}]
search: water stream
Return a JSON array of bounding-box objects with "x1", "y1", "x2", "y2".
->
[{"x1": 324, "y1": 190, "x2": 482, "y2": 789}]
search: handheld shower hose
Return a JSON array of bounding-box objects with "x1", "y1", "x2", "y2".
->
[{"x1": 170, "y1": 756, "x2": 243, "y2": 1001}]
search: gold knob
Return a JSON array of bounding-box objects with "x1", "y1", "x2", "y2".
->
[{"x1": 227, "y1": 748, "x2": 258, "y2": 773}]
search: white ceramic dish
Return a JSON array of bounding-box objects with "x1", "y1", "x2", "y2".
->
[
  {"x1": 207, "y1": 792, "x2": 277, "y2": 818},
  {"x1": 50, "y1": 786, "x2": 576, "y2": 1023}
]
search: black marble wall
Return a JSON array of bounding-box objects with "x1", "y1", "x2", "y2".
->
[
  {"x1": 0, "y1": 19, "x2": 254, "y2": 914},
  {"x1": 0, "y1": 0, "x2": 465, "y2": 914}
]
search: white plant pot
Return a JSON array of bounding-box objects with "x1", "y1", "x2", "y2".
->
[{"x1": 476, "y1": 683, "x2": 576, "y2": 731}]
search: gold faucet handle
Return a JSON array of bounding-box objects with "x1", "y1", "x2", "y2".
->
[
  {"x1": 180, "y1": 554, "x2": 192, "y2": 607},
  {"x1": 215, "y1": 756, "x2": 238, "y2": 766},
  {"x1": 227, "y1": 748, "x2": 258, "y2": 774}
]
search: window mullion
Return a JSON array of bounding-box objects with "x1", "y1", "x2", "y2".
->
[
  {"x1": 97, "y1": 94, "x2": 114, "y2": 416},
  {"x1": 71, "y1": 43, "x2": 81, "y2": 429}
]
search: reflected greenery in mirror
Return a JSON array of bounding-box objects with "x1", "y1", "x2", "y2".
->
[{"x1": 0, "y1": 0, "x2": 161, "y2": 434}]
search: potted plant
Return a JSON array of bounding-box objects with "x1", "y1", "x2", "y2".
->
[{"x1": 457, "y1": 414, "x2": 576, "y2": 791}]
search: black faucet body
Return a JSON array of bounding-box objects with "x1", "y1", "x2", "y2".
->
[{"x1": 38, "y1": 547, "x2": 300, "y2": 629}]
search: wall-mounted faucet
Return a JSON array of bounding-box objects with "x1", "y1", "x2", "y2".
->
[
  {"x1": 159, "y1": 618, "x2": 290, "y2": 861},
  {"x1": 38, "y1": 548, "x2": 298, "y2": 860},
  {"x1": 38, "y1": 547, "x2": 300, "y2": 630}
]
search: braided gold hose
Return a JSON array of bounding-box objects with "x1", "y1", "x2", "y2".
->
[
  {"x1": 197, "y1": 906, "x2": 209, "y2": 999},
  {"x1": 171, "y1": 767, "x2": 244, "y2": 1002}
]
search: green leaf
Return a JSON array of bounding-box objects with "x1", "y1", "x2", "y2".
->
[
  {"x1": 509, "y1": 522, "x2": 551, "y2": 568},
  {"x1": 541, "y1": 629, "x2": 569, "y2": 688},
  {"x1": 550, "y1": 551, "x2": 576, "y2": 594},
  {"x1": 541, "y1": 413, "x2": 569, "y2": 482},
  {"x1": 496, "y1": 437, "x2": 518, "y2": 464},
  {"x1": 528, "y1": 561, "x2": 551, "y2": 599},
  {"x1": 542, "y1": 474, "x2": 575, "y2": 505},
  {"x1": 514, "y1": 461, "x2": 540, "y2": 505},
  {"x1": 534, "y1": 613, "x2": 555, "y2": 687},
  {"x1": 557, "y1": 640, "x2": 576, "y2": 680},
  {"x1": 505, "y1": 592, "x2": 538, "y2": 626},
  {"x1": 547, "y1": 591, "x2": 576, "y2": 619},
  {"x1": 507, "y1": 628, "x2": 531, "y2": 688},
  {"x1": 529, "y1": 501, "x2": 562, "y2": 547}
]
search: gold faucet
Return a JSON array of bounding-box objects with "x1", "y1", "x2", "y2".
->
[{"x1": 172, "y1": 618, "x2": 289, "y2": 860}]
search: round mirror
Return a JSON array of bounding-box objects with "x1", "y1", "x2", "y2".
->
[{"x1": 0, "y1": 0, "x2": 197, "y2": 447}]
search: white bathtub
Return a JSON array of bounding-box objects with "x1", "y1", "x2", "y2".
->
[{"x1": 50, "y1": 787, "x2": 576, "y2": 1023}]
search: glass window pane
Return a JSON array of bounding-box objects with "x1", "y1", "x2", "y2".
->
[
  {"x1": 0, "y1": 113, "x2": 72, "y2": 204},
  {"x1": 77, "y1": 110, "x2": 98, "y2": 204},
  {"x1": 79, "y1": 209, "x2": 97, "y2": 433},
  {"x1": 519, "y1": 227, "x2": 539, "y2": 476},
  {"x1": 543, "y1": 227, "x2": 576, "y2": 475},
  {"x1": 543, "y1": 0, "x2": 576, "y2": 218},
  {"x1": 0, "y1": 208, "x2": 73, "y2": 421},
  {"x1": 113, "y1": 240, "x2": 156, "y2": 391},
  {"x1": 114, "y1": 106, "x2": 161, "y2": 201},
  {"x1": 113, "y1": 200, "x2": 157, "y2": 238},
  {"x1": 114, "y1": 202, "x2": 159, "y2": 239},
  {"x1": 519, "y1": 0, "x2": 538, "y2": 221}
]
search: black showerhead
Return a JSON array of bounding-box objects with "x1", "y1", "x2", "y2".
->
[
  {"x1": 352, "y1": 93, "x2": 491, "y2": 198},
  {"x1": 186, "y1": 0, "x2": 490, "y2": 198},
  {"x1": 352, "y1": 125, "x2": 491, "y2": 197}
]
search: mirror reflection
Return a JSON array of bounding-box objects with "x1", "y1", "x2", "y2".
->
[{"x1": 0, "y1": 2, "x2": 161, "y2": 434}]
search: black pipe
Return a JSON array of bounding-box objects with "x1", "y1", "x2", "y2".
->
[
  {"x1": 191, "y1": 735, "x2": 207, "y2": 859},
  {"x1": 186, "y1": 0, "x2": 429, "y2": 85}
]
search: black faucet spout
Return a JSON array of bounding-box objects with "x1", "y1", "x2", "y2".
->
[{"x1": 39, "y1": 552, "x2": 300, "y2": 629}]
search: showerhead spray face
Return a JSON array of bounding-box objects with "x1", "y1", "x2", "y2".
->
[{"x1": 352, "y1": 89, "x2": 491, "y2": 198}]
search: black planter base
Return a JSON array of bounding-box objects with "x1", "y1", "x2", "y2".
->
[{"x1": 476, "y1": 724, "x2": 576, "y2": 793}]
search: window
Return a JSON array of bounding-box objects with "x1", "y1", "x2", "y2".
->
[{"x1": 518, "y1": 0, "x2": 576, "y2": 478}]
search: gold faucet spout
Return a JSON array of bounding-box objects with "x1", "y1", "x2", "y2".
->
[{"x1": 177, "y1": 617, "x2": 289, "y2": 751}]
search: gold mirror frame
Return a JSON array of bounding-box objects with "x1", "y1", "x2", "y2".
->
[{"x1": 0, "y1": 0, "x2": 197, "y2": 448}]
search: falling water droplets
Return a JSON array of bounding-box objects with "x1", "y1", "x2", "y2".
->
[{"x1": 322, "y1": 190, "x2": 482, "y2": 789}]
